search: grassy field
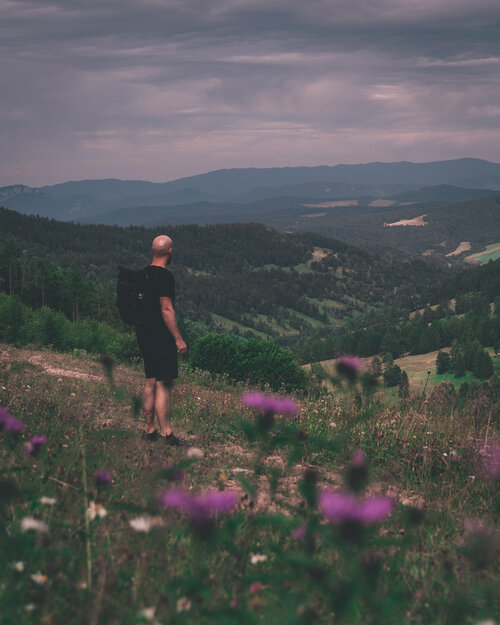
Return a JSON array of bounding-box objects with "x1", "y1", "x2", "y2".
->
[
  {"x1": 211, "y1": 313, "x2": 268, "y2": 338},
  {"x1": 1, "y1": 344, "x2": 499, "y2": 624},
  {"x1": 310, "y1": 349, "x2": 500, "y2": 393},
  {"x1": 465, "y1": 242, "x2": 500, "y2": 264}
]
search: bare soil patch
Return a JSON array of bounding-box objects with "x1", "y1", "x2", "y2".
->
[
  {"x1": 446, "y1": 241, "x2": 471, "y2": 257},
  {"x1": 369, "y1": 199, "x2": 396, "y2": 207},
  {"x1": 384, "y1": 214, "x2": 427, "y2": 227},
  {"x1": 303, "y1": 200, "x2": 358, "y2": 208},
  {"x1": 311, "y1": 247, "x2": 330, "y2": 261}
]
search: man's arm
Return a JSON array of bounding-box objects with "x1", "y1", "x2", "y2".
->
[{"x1": 159, "y1": 296, "x2": 187, "y2": 354}]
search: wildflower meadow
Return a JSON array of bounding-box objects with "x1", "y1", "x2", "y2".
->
[{"x1": 0, "y1": 345, "x2": 499, "y2": 624}]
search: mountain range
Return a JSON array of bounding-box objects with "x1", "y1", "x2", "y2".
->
[{"x1": 1, "y1": 158, "x2": 500, "y2": 224}]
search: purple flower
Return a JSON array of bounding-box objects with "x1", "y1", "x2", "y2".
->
[
  {"x1": 463, "y1": 518, "x2": 498, "y2": 566},
  {"x1": 94, "y1": 469, "x2": 112, "y2": 485},
  {"x1": 159, "y1": 489, "x2": 239, "y2": 521},
  {"x1": 0, "y1": 407, "x2": 25, "y2": 434},
  {"x1": 249, "y1": 581, "x2": 263, "y2": 594},
  {"x1": 242, "y1": 392, "x2": 298, "y2": 416},
  {"x1": 336, "y1": 355, "x2": 365, "y2": 380},
  {"x1": 464, "y1": 519, "x2": 495, "y2": 538},
  {"x1": 319, "y1": 491, "x2": 394, "y2": 525},
  {"x1": 23, "y1": 435, "x2": 46, "y2": 456},
  {"x1": 481, "y1": 443, "x2": 500, "y2": 479},
  {"x1": 291, "y1": 526, "x2": 306, "y2": 540},
  {"x1": 351, "y1": 448, "x2": 366, "y2": 468}
]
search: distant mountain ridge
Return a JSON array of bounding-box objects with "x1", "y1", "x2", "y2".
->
[{"x1": 1, "y1": 158, "x2": 500, "y2": 223}]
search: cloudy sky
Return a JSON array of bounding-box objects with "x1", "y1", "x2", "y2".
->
[{"x1": 1, "y1": 0, "x2": 500, "y2": 186}]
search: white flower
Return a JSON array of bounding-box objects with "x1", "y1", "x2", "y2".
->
[
  {"x1": 250, "y1": 553, "x2": 268, "y2": 564},
  {"x1": 21, "y1": 517, "x2": 48, "y2": 533},
  {"x1": 87, "y1": 501, "x2": 107, "y2": 521},
  {"x1": 138, "y1": 606, "x2": 162, "y2": 624},
  {"x1": 40, "y1": 496, "x2": 57, "y2": 506},
  {"x1": 186, "y1": 446, "x2": 204, "y2": 459},
  {"x1": 129, "y1": 516, "x2": 153, "y2": 533},
  {"x1": 475, "y1": 621, "x2": 498, "y2": 625},
  {"x1": 176, "y1": 597, "x2": 192, "y2": 612},
  {"x1": 25, "y1": 605, "x2": 35, "y2": 612},
  {"x1": 31, "y1": 572, "x2": 48, "y2": 585},
  {"x1": 11, "y1": 561, "x2": 25, "y2": 572}
]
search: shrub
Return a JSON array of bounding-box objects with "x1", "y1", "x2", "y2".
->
[
  {"x1": 190, "y1": 333, "x2": 308, "y2": 393},
  {"x1": 436, "y1": 350, "x2": 451, "y2": 374},
  {"x1": 383, "y1": 363, "x2": 402, "y2": 387}
]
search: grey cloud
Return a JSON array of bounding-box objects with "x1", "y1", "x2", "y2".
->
[{"x1": 0, "y1": 0, "x2": 499, "y2": 185}]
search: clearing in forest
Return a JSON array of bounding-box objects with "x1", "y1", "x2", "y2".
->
[
  {"x1": 384, "y1": 214, "x2": 427, "y2": 227},
  {"x1": 446, "y1": 241, "x2": 471, "y2": 256},
  {"x1": 465, "y1": 242, "x2": 500, "y2": 264}
]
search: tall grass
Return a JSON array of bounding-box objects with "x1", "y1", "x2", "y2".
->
[{"x1": 1, "y1": 347, "x2": 499, "y2": 624}]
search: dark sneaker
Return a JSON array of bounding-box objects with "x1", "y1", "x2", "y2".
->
[
  {"x1": 141, "y1": 430, "x2": 159, "y2": 442},
  {"x1": 164, "y1": 433, "x2": 183, "y2": 447}
]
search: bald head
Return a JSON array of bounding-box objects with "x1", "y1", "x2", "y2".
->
[{"x1": 152, "y1": 235, "x2": 173, "y2": 258}]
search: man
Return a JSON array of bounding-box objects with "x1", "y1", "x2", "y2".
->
[{"x1": 136, "y1": 235, "x2": 187, "y2": 446}]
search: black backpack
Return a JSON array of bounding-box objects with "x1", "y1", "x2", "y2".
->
[{"x1": 116, "y1": 266, "x2": 152, "y2": 325}]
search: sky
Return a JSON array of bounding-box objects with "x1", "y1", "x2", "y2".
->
[{"x1": 1, "y1": 0, "x2": 500, "y2": 186}]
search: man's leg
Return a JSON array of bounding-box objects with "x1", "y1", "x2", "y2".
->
[
  {"x1": 155, "y1": 378, "x2": 173, "y2": 437},
  {"x1": 142, "y1": 378, "x2": 157, "y2": 434}
]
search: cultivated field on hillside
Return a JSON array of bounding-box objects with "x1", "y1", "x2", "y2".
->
[
  {"x1": 466, "y1": 242, "x2": 500, "y2": 264},
  {"x1": 308, "y1": 349, "x2": 500, "y2": 393},
  {"x1": 1, "y1": 345, "x2": 499, "y2": 624}
]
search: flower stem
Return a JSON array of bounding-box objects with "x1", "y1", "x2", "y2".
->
[{"x1": 79, "y1": 423, "x2": 92, "y2": 589}]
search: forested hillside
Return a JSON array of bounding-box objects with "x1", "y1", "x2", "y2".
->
[
  {"x1": 0, "y1": 207, "x2": 446, "y2": 338},
  {"x1": 283, "y1": 259, "x2": 500, "y2": 369},
  {"x1": 77, "y1": 193, "x2": 500, "y2": 261},
  {"x1": 2, "y1": 205, "x2": 499, "y2": 390}
]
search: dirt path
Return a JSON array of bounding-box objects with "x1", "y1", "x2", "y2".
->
[
  {"x1": 0, "y1": 346, "x2": 106, "y2": 382},
  {"x1": 2, "y1": 345, "x2": 422, "y2": 513}
]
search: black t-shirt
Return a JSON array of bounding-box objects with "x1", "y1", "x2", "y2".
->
[{"x1": 144, "y1": 265, "x2": 175, "y2": 331}]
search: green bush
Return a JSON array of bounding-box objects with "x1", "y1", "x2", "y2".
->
[
  {"x1": 0, "y1": 292, "x2": 139, "y2": 363},
  {"x1": 436, "y1": 350, "x2": 451, "y2": 374},
  {"x1": 190, "y1": 332, "x2": 308, "y2": 393},
  {"x1": 383, "y1": 363, "x2": 403, "y2": 387}
]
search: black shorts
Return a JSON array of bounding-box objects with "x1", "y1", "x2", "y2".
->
[{"x1": 136, "y1": 327, "x2": 178, "y2": 381}]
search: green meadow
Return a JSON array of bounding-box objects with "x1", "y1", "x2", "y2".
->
[{"x1": 1, "y1": 344, "x2": 499, "y2": 624}]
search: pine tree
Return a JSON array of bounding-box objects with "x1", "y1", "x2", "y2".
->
[
  {"x1": 473, "y1": 349, "x2": 494, "y2": 380},
  {"x1": 384, "y1": 364, "x2": 402, "y2": 387},
  {"x1": 436, "y1": 351, "x2": 451, "y2": 374},
  {"x1": 398, "y1": 370, "x2": 410, "y2": 397},
  {"x1": 453, "y1": 352, "x2": 466, "y2": 378}
]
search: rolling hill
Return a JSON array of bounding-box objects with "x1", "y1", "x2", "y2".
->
[{"x1": 1, "y1": 158, "x2": 500, "y2": 225}]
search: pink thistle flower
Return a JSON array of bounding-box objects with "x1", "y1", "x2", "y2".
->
[
  {"x1": 291, "y1": 526, "x2": 306, "y2": 540},
  {"x1": 319, "y1": 491, "x2": 394, "y2": 525},
  {"x1": 249, "y1": 582, "x2": 263, "y2": 595},
  {"x1": 336, "y1": 355, "x2": 365, "y2": 380},
  {"x1": 94, "y1": 469, "x2": 112, "y2": 485},
  {"x1": 481, "y1": 443, "x2": 500, "y2": 479},
  {"x1": 351, "y1": 448, "x2": 366, "y2": 468},
  {"x1": 463, "y1": 518, "x2": 498, "y2": 566},
  {"x1": 0, "y1": 407, "x2": 25, "y2": 434},
  {"x1": 23, "y1": 435, "x2": 46, "y2": 456},
  {"x1": 159, "y1": 489, "x2": 239, "y2": 521},
  {"x1": 464, "y1": 519, "x2": 495, "y2": 538},
  {"x1": 242, "y1": 392, "x2": 298, "y2": 416}
]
